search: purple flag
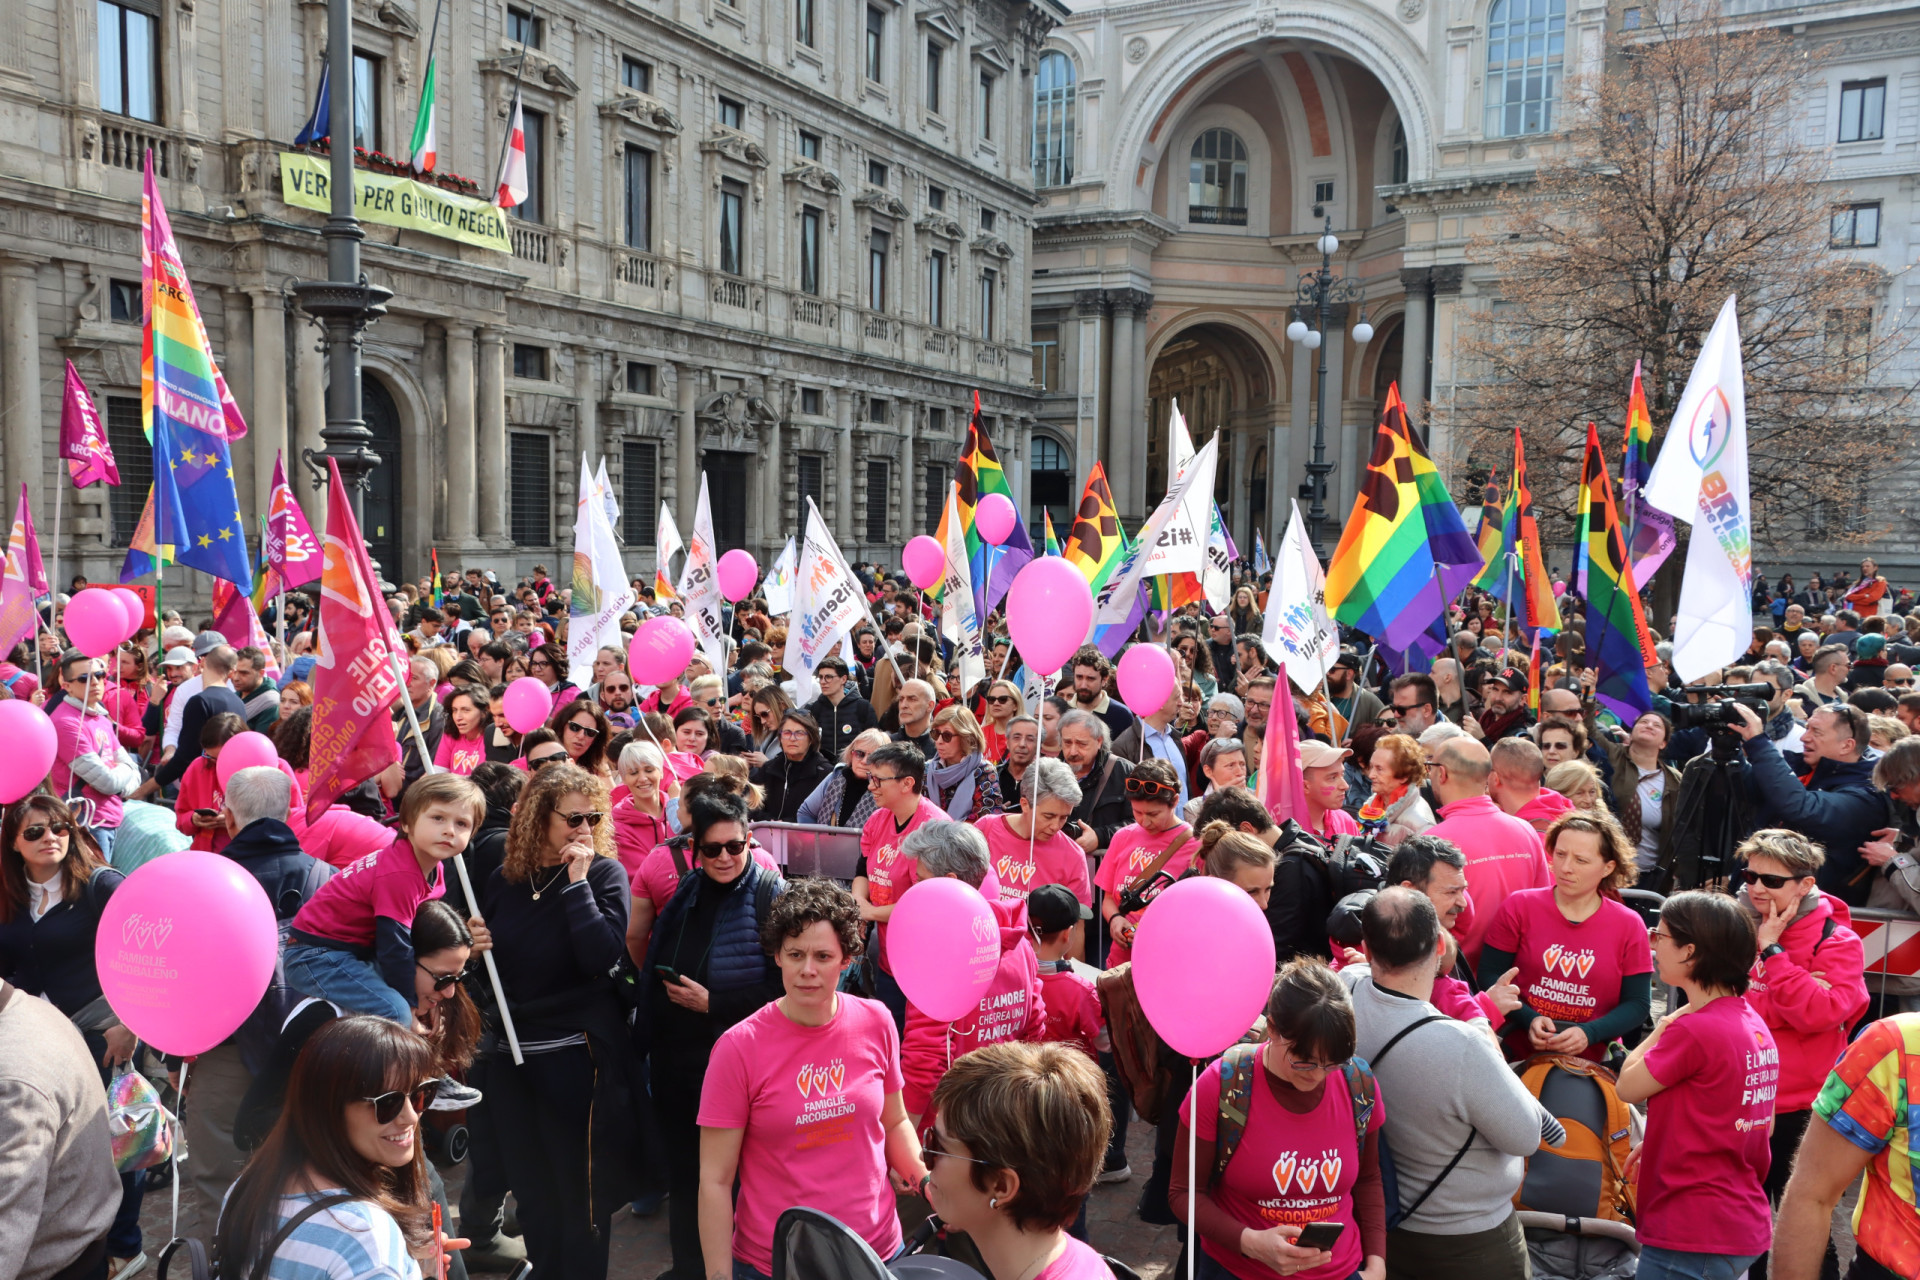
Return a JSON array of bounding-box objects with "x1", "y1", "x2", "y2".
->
[{"x1": 59, "y1": 361, "x2": 119, "y2": 488}]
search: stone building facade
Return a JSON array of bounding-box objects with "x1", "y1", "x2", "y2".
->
[
  {"x1": 0, "y1": 0, "x2": 1061, "y2": 597},
  {"x1": 1023, "y1": 0, "x2": 1920, "y2": 571}
]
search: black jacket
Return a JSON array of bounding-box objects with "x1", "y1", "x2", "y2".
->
[
  {"x1": 1071, "y1": 749, "x2": 1134, "y2": 851},
  {"x1": 751, "y1": 750, "x2": 834, "y2": 823},
  {"x1": 1742, "y1": 736, "x2": 1890, "y2": 905},
  {"x1": 1267, "y1": 824, "x2": 1336, "y2": 965},
  {"x1": 808, "y1": 692, "x2": 879, "y2": 764}
]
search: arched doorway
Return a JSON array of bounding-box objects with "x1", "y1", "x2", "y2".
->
[
  {"x1": 1030, "y1": 434, "x2": 1072, "y2": 539},
  {"x1": 362, "y1": 376, "x2": 402, "y2": 578},
  {"x1": 1146, "y1": 322, "x2": 1274, "y2": 536}
]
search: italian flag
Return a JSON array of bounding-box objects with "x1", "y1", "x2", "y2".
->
[
  {"x1": 408, "y1": 50, "x2": 437, "y2": 173},
  {"x1": 495, "y1": 90, "x2": 528, "y2": 209}
]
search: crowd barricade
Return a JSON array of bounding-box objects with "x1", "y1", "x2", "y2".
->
[
  {"x1": 1852, "y1": 904, "x2": 1920, "y2": 982},
  {"x1": 751, "y1": 821, "x2": 864, "y2": 885}
]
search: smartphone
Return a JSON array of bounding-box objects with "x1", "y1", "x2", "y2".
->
[
  {"x1": 1295, "y1": 1221, "x2": 1344, "y2": 1252},
  {"x1": 655, "y1": 965, "x2": 681, "y2": 984},
  {"x1": 194, "y1": 808, "x2": 219, "y2": 819}
]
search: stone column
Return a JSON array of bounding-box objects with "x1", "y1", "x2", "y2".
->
[
  {"x1": 834, "y1": 386, "x2": 855, "y2": 546},
  {"x1": 1105, "y1": 302, "x2": 1136, "y2": 526},
  {"x1": 477, "y1": 330, "x2": 507, "y2": 542},
  {"x1": 1426, "y1": 266, "x2": 1467, "y2": 470},
  {"x1": 675, "y1": 363, "x2": 698, "y2": 512},
  {"x1": 443, "y1": 323, "x2": 477, "y2": 543},
  {"x1": 574, "y1": 347, "x2": 599, "y2": 467},
  {"x1": 1266, "y1": 404, "x2": 1291, "y2": 542},
  {"x1": 1398, "y1": 268, "x2": 1432, "y2": 420},
  {"x1": 250, "y1": 291, "x2": 288, "y2": 521},
  {"x1": 1073, "y1": 291, "x2": 1108, "y2": 496},
  {"x1": 755, "y1": 391, "x2": 780, "y2": 555},
  {"x1": 0, "y1": 259, "x2": 44, "y2": 506},
  {"x1": 897, "y1": 417, "x2": 916, "y2": 550},
  {"x1": 293, "y1": 310, "x2": 328, "y2": 533},
  {"x1": 222, "y1": 291, "x2": 256, "y2": 527}
]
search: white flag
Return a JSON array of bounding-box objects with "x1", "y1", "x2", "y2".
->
[
  {"x1": 937, "y1": 482, "x2": 987, "y2": 695},
  {"x1": 1167, "y1": 399, "x2": 1216, "y2": 586},
  {"x1": 595, "y1": 458, "x2": 620, "y2": 531},
  {"x1": 676, "y1": 474, "x2": 729, "y2": 678},
  {"x1": 1094, "y1": 433, "x2": 1221, "y2": 630},
  {"x1": 790, "y1": 498, "x2": 868, "y2": 708},
  {"x1": 566, "y1": 453, "x2": 636, "y2": 688},
  {"x1": 655, "y1": 502, "x2": 684, "y2": 597},
  {"x1": 1201, "y1": 505, "x2": 1234, "y2": 613},
  {"x1": 764, "y1": 536, "x2": 797, "y2": 616},
  {"x1": 1261, "y1": 500, "x2": 1339, "y2": 692},
  {"x1": 1643, "y1": 295, "x2": 1752, "y2": 681}
]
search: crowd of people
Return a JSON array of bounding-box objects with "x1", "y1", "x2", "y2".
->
[{"x1": 4, "y1": 553, "x2": 1920, "y2": 1280}]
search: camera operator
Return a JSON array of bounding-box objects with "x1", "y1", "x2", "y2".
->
[
  {"x1": 1859, "y1": 736, "x2": 1920, "y2": 1019},
  {"x1": 1731, "y1": 701, "x2": 1883, "y2": 906}
]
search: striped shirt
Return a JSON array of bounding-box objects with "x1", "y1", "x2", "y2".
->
[{"x1": 255, "y1": 1192, "x2": 416, "y2": 1279}]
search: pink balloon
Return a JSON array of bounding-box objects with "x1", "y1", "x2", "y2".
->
[
  {"x1": 1132, "y1": 876, "x2": 1277, "y2": 1057},
  {"x1": 0, "y1": 701, "x2": 57, "y2": 804},
  {"x1": 1005, "y1": 557, "x2": 1094, "y2": 677},
  {"x1": 1116, "y1": 644, "x2": 1177, "y2": 716},
  {"x1": 629, "y1": 616, "x2": 696, "y2": 685},
  {"x1": 113, "y1": 587, "x2": 146, "y2": 639},
  {"x1": 902, "y1": 535, "x2": 945, "y2": 591},
  {"x1": 65, "y1": 588, "x2": 127, "y2": 657},
  {"x1": 1552, "y1": 581, "x2": 1568, "y2": 598},
  {"x1": 716, "y1": 549, "x2": 759, "y2": 603},
  {"x1": 888, "y1": 877, "x2": 1001, "y2": 1021},
  {"x1": 95, "y1": 850, "x2": 279, "y2": 1056},
  {"x1": 975, "y1": 493, "x2": 1018, "y2": 547},
  {"x1": 502, "y1": 676, "x2": 553, "y2": 734},
  {"x1": 215, "y1": 731, "x2": 280, "y2": 790}
]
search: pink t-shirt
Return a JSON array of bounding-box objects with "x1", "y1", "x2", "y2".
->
[
  {"x1": 1038, "y1": 962, "x2": 1105, "y2": 1058},
  {"x1": 291, "y1": 837, "x2": 440, "y2": 947},
  {"x1": 1430, "y1": 795, "x2": 1550, "y2": 968},
  {"x1": 1635, "y1": 996, "x2": 1779, "y2": 1256},
  {"x1": 697, "y1": 995, "x2": 905, "y2": 1275},
  {"x1": 633, "y1": 839, "x2": 780, "y2": 911},
  {"x1": 977, "y1": 813, "x2": 1092, "y2": 905},
  {"x1": 434, "y1": 732, "x2": 486, "y2": 776},
  {"x1": 1306, "y1": 807, "x2": 1362, "y2": 842},
  {"x1": 859, "y1": 797, "x2": 944, "y2": 971},
  {"x1": 1094, "y1": 823, "x2": 1196, "y2": 966},
  {"x1": 1178, "y1": 1050, "x2": 1383, "y2": 1280},
  {"x1": 1034, "y1": 1236, "x2": 1120, "y2": 1280},
  {"x1": 1482, "y1": 889, "x2": 1653, "y2": 1060}
]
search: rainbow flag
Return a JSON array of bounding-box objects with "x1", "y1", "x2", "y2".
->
[
  {"x1": 1577, "y1": 422, "x2": 1654, "y2": 722},
  {"x1": 1062, "y1": 462, "x2": 1125, "y2": 593},
  {"x1": 1527, "y1": 631, "x2": 1545, "y2": 715},
  {"x1": 430, "y1": 547, "x2": 444, "y2": 608},
  {"x1": 1324, "y1": 384, "x2": 1483, "y2": 650},
  {"x1": 249, "y1": 518, "x2": 284, "y2": 615},
  {"x1": 1470, "y1": 427, "x2": 1560, "y2": 638},
  {"x1": 949, "y1": 395, "x2": 1033, "y2": 620},
  {"x1": 1043, "y1": 509, "x2": 1061, "y2": 557},
  {"x1": 1621, "y1": 361, "x2": 1676, "y2": 591},
  {"x1": 1473, "y1": 471, "x2": 1505, "y2": 571},
  {"x1": 118, "y1": 486, "x2": 173, "y2": 582}
]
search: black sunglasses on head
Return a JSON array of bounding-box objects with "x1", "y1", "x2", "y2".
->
[{"x1": 361, "y1": 1080, "x2": 440, "y2": 1124}]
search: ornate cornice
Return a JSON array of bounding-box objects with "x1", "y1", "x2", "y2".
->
[
  {"x1": 782, "y1": 160, "x2": 843, "y2": 195},
  {"x1": 916, "y1": 211, "x2": 965, "y2": 239},
  {"x1": 699, "y1": 128, "x2": 769, "y2": 168},
  {"x1": 853, "y1": 189, "x2": 911, "y2": 219},
  {"x1": 598, "y1": 94, "x2": 682, "y2": 136},
  {"x1": 970, "y1": 232, "x2": 1014, "y2": 260}
]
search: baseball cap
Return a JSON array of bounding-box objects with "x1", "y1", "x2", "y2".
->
[
  {"x1": 1297, "y1": 740, "x2": 1352, "y2": 769},
  {"x1": 161, "y1": 646, "x2": 196, "y2": 668},
  {"x1": 161, "y1": 625, "x2": 194, "y2": 648},
  {"x1": 1027, "y1": 883, "x2": 1091, "y2": 933},
  {"x1": 1485, "y1": 667, "x2": 1529, "y2": 693},
  {"x1": 191, "y1": 630, "x2": 225, "y2": 657},
  {"x1": 1331, "y1": 652, "x2": 1362, "y2": 673}
]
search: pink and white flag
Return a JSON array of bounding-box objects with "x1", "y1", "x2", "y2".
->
[
  {"x1": 59, "y1": 361, "x2": 119, "y2": 488},
  {"x1": 1257, "y1": 663, "x2": 1305, "y2": 827},
  {"x1": 0, "y1": 486, "x2": 47, "y2": 661},
  {"x1": 266, "y1": 451, "x2": 323, "y2": 588}
]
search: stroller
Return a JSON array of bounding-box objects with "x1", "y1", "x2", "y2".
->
[
  {"x1": 1515, "y1": 1054, "x2": 1643, "y2": 1280},
  {"x1": 769, "y1": 1208, "x2": 1144, "y2": 1280}
]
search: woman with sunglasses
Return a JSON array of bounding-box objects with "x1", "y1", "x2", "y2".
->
[
  {"x1": 525, "y1": 642, "x2": 578, "y2": 714},
  {"x1": 743, "y1": 684, "x2": 795, "y2": 768},
  {"x1": 643, "y1": 787, "x2": 787, "y2": 1280},
  {"x1": 627, "y1": 772, "x2": 782, "y2": 965},
  {"x1": 978, "y1": 680, "x2": 1027, "y2": 763},
  {"x1": 794, "y1": 726, "x2": 888, "y2": 828},
  {"x1": 1094, "y1": 758, "x2": 1195, "y2": 967},
  {"x1": 1615, "y1": 892, "x2": 1779, "y2": 1280},
  {"x1": 1170, "y1": 959, "x2": 1387, "y2": 1280},
  {"x1": 475, "y1": 761, "x2": 636, "y2": 1280},
  {"x1": 516, "y1": 728, "x2": 567, "y2": 772},
  {"x1": 0, "y1": 791, "x2": 150, "y2": 1276},
  {"x1": 1176, "y1": 634, "x2": 1218, "y2": 703},
  {"x1": 749, "y1": 709, "x2": 833, "y2": 823},
  {"x1": 926, "y1": 704, "x2": 1004, "y2": 823},
  {"x1": 548, "y1": 698, "x2": 613, "y2": 781},
  {"x1": 697, "y1": 879, "x2": 927, "y2": 1280},
  {"x1": 1731, "y1": 829, "x2": 1867, "y2": 1280}
]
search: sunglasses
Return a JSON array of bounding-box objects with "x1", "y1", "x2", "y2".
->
[
  {"x1": 985, "y1": 694, "x2": 1013, "y2": 706},
  {"x1": 21, "y1": 822, "x2": 73, "y2": 842},
  {"x1": 417, "y1": 962, "x2": 467, "y2": 992},
  {"x1": 921, "y1": 1125, "x2": 996, "y2": 1168},
  {"x1": 1741, "y1": 868, "x2": 1805, "y2": 890},
  {"x1": 565, "y1": 721, "x2": 598, "y2": 737},
  {"x1": 699, "y1": 838, "x2": 749, "y2": 859},
  {"x1": 934, "y1": 729, "x2": 962, "y2": 742},
  {"x1": 361, "y1": 1080, "x2": 440, "y2": 1124},
  {"x1": 559, "y1": 810, "x2": 606, "y2": 828},
  {"x1": 1123, "y1": 776, "x2": 1179, "y2": 804},
  {"x1": 528, "y1": 753, "x2": 566, "y2": 769}
]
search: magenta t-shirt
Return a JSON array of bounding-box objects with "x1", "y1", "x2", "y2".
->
[
  {"x1": 977, "y1": 813, "x2": 1092, "y2": 906},
  {"x1": 1178, "y1": 1050, "x2": 1383, "y2": 1280},
  {"x1": 1635, "y1": 997, "x2": 1779, "y2": 1256},
  {"x1": 633, "y1": 840, "x2": 779, "y2": 911},
  {"x1": 1483, "y1": 889, "x2": 1653, "y2": 1060},
  {"x1": 291, "y1": 838, "x2": 439, "y2": 947},
  {"x1": 1034, "y1": 1236, "x2": 1121, "y2": 1280},
  {"x1": 1094, "y1": 823, "x2": 1196, "y2": 965},
  {"x1": 698, "y1": 995, "x2": 906, "y2": 1275},
  {"x1": 434, "y1": 732, "x2": 486, "y2": 776},
  {"x1": 859, "y1": 798, "x2": 943, "y2": 971}
]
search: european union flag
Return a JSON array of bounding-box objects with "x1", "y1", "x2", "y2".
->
[{"x1": 153, "y1": 410, "x2": 253, "y2": 589}]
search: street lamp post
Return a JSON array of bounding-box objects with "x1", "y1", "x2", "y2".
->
[
  {"x1": 1286, "y1": 207, "x2": 1373, "y2": 557},
  {"x1": 291, "y1": 0, "x2": 393, "y2": 545}
]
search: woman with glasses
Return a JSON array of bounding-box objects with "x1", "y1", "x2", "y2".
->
[
  {"x1": 548, "y1": 698, "x2": 613, "y2": 781},
  {"x1": 1176, "y1": 634, "x2": 1218, "y2": 703},
  {"x1": 525, "y1": 642, "x2": 578, "y2": 714},
  {"x1": 215, "y1": 1017, "x2": 455, "y2": 1280},
  {"x1": 976, "y1": 680, "x2": 1027, "y2": 764},
  {"x1": 749, "y1": 710, "x2": 833, "y2": 822},
  {"x1": 1093, "y1": 759, "x2": 1196, "y2": 967},
  {"x1": 643, "y1": 788, "x2": 786, "y2": 1280},
  {"x1": 1170, "y1": 959, "x2": 1387, "y2": 1280},
  {"x1": 1355, "y1": 732, "x2": 1436, "y2": 847},
  {"x1": 1478, "y1": 812, "x2": 1653, "y2": 1064},
  {"x1": 688, "y1": 674, "x2": 752, "y2": 755},
  {"x1": 697, "y1": 879, "x2": 926, "y2": 1280},
  {"x1": 0, "y1": 791, "x2": 149, "y2": 1276},
  {"x1": 744, "y1": 685, "x2": 795, "y2": 767},
  {"x1": 855, "y1": 742, "x2": 946, "y2": 1031},
  {"x1": 626, "y1": 772, "x2": 780, "y2": 966},
  {"x1": 795, "y1": 726, "x2": 888, "y2": 829},
  {"x1": 927, "y1": 705, "x2": 1004, "y2": 823},
  {"x1": 1616, "y1": 893, "x2": 1779, "y2": 1280},
  {"x1": 476, "y1": 761, "x2": 636, "y2": 1280},
  {"x1": 514, "y1": 728, "x2": 567, "y2": 772}
]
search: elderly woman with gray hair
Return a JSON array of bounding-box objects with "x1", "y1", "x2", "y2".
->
[
  {"x1": 975, "y1": 759, "x2": 1092, "y2": 919},
  {"x1": 794, "y1": 726, "x2": 890, "y2": 828},
  {"x1": 896, "y1": 820, "x2": 1047, "y2": 1124}
]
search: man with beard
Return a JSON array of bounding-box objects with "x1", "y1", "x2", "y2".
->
[
  {"x1": 1326, "y1": 652, "x2": 1384, "y2": 741},
  {"x1": 1474, "y1": 667, "x2": 1534, "y2": 742},
  {"x1": 1069, "y1": 645, "x2": 1135, "y2": 740},
  {"x1": 597, "y1": 670, "x2": 638, "y2": 730},
  {"x1": 1234, "y1": 633, "x2": 1273, "y2": 687},
  {"x1": 1387, "y1": 673, "x2": 1441, "y2": 738}
]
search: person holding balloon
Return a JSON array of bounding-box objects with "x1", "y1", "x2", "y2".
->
[
  {"x1": 48, "y1": 648, "x2": 142, "y2": 861},
  {"x1": 1094, "y1": 758, "x2": 1197, "y2": 968}
]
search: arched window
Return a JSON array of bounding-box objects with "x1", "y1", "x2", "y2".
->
[
  {"x1": 1486, "y1": 0, "x2": 1566, "y2": 137},
  {"x1": 1390, "y1": 121, "x2": 1408, "y2": 186},
  {"x1": 1029, "y1": 434, "x2": 1072, "y2": 537},
  {"x1": 1188, "y1": 129, "x2": 1248, "y2": 226},
  {"x1": 1032, "y1": 53, "x2": 1076, "y2": 187}
]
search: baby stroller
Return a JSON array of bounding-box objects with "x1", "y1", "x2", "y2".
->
[
  {"x1": 770, "y1": 1208, "x2": 1144, "y2": 1280},
  {"x1": 1515, "y1": 1054, "x2": 1642, "y2": 1280}
]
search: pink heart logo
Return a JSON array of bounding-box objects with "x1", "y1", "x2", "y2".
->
[
  {"x1": 1272, "y1": 1152, "x2": 1297, "y2": 1195},
  {"x1": 828, "y1": 1063, "x2": 846, "y2": 1092},
  {"x1": 797, "y1": 1064, "x2": 814, "y2": 1096}
]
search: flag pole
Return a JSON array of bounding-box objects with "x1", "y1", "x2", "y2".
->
[
  {"x1": 490, "y1": 4, "x2": 534, "y2": 200},
  {"x1": 50, "y1": 480, "x2": 64, "y2": 612},
  {"x1": 412, "y1": 0, "x2": 448, "y2": 168}
]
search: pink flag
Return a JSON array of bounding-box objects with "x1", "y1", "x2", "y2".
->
[
  {"x1": 265, "y1": 452, "x2": 322, "y2": 588},
  {"x1": 210, "y1": 577, "x2": 282, "y2": 680},
  {"x1": 306, "y1": 459, "x2": 403, "y2": 820},
  {"x1": 1258, "y1": 664, "x2": 1305, "y2": 826},
  {"x1": 60, "y1": 361, "x2": 119, "y2": 488},
  {"x1": 0, "y1": 486, "x2": 47, "y2": 661}
]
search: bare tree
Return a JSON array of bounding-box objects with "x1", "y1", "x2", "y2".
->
[{"x1": 1447, "y1": 5, "x2": 1912, "y2": 544}]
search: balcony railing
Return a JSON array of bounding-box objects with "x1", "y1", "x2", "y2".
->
[
  {"x1": 712, "y1": 277, "x2": 749, "y2": 309},
  {"x1": 1188, "y1": 205, "x2": 1249, "y2": 226},
  {"x1": 864, "y1": 313, "x2": 891, "y2": 339},
  {"x1": 616, "y1": 250, "x2": 659, "y2": 287},
  {"x1": 511, "y1": 224, "x2": 550, "y2": 263},
  {"x1": 100, "y1": 123, "x2": 169, "y2": 175},
  {"x1": 793, "y1": 296, "x2": 830, "y2": 326}
]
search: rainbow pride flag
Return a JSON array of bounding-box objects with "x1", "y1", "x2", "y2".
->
[
  {"x1": 1470, "y1": 427, "x2": 1560, "y2": 638},
  {"x1": 1062, "y1": 462, "x2": 1125, "y2": 594},
  {"x1": 1042, "y1": 509, "x2": 1061, "y2": 557},
  {"x1": 1324, "y1": 385, "x2": 1483, "y2": 650},
  {"x1": 1578, "y1": 422, "x2": 1654, "y2": 722},
  {"x1": 945, "y1": 394, "x2": 1033, "y2": 620},
  {"x1": 1621, "y1": 361, "x2": 1676, "y2": 591}
]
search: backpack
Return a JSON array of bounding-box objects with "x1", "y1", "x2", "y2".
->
[
  {"x1": 1096, "y1": 962, "x2": 1179, "y2": 1126},
  {"x1": 156, "y1": 1192, "x2": 356, "y2": 1280},
  {"x1": 1276, "y1": 821, "x2": 1388, "y2": 900},
  {"x1": 1513, "y1": 1053, "x2": 1637, "y2": 1224},
  {"x1": 1210, "y1": 1042, "x2": 1376, "y2": 1189},
  {"x1": 235, "y1": 854, "x2": 334, "y2": 1076}
]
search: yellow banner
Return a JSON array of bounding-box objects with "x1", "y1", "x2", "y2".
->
[{"x1": 279, "y1": 152, "x2": 512, "y2": 255}]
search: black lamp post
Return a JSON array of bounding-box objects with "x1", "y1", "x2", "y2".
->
[{"x1": 1288, "y1": 207, "x2": 1373, "y2": 557}]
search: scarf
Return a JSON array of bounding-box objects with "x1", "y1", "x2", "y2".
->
[
  {"x1": 930, "y1": 753, "x2": 983, "y2": 820},
  {"x1": 1357, "y1": 783, "x2": 1405, "y2": 832}
]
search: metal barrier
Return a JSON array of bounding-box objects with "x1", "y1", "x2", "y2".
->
[
  {"x1": 751, "y1": 821, "x2": 864, "y2": 884},
  {"x1": 1851, "y1": 904, "x2": 1920, "y2": 983}
]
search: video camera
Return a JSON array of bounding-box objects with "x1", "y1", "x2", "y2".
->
[{"x1": 1665, "y1": 682, "x2": 1774, "y2": 734}]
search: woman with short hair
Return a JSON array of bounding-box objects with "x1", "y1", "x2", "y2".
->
[
  {"x1": 1356, "y1": 732, "x2": 1436, "y2": 847},
  {"x1": 1536, "y1": 715, "x2": 1588, "y2": 769},
  {"x1": 1544, "y1": 759, "x2": 1605, "y2": 813},
  {"x1": 928, "y1": 704, "x2": 1004, "y2": 823},
  {"x1": 611, "y1": 739, "x2": 674, "y2": 881},
  {"x1": 794, "y1": 726, "x2": 888, "y2": 828}
]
